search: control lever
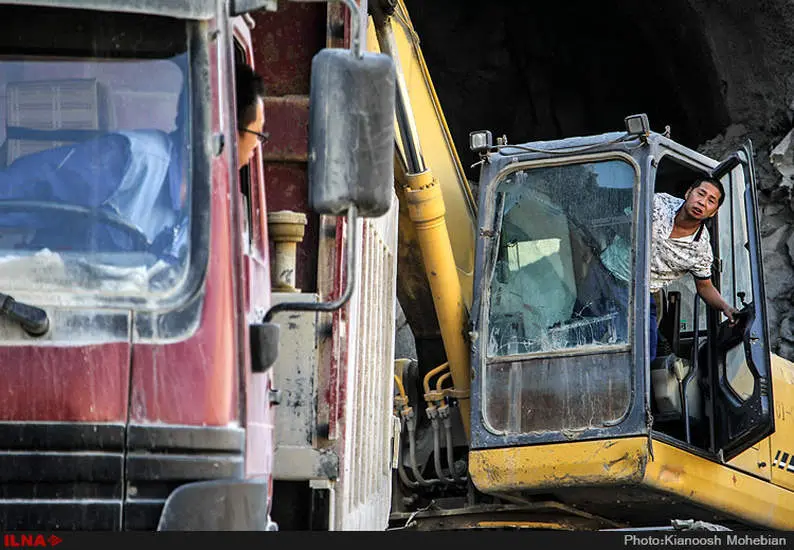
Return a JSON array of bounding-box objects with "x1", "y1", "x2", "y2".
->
[{"x1": 733, "y1": 305, "x2": 753, "y2": 326}]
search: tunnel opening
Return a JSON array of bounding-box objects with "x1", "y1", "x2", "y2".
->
[{"x1": 404, "y1": 0, "x2": 731, "y2": 181}]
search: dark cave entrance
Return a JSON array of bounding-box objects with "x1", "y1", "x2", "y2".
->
[{"x1": 404, "y1": 0, "x2": 731, "y2": 180}]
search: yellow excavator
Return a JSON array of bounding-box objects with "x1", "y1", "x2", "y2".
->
[{"x1": 368, "y1": 0, "x2": 794, "y2": 531}]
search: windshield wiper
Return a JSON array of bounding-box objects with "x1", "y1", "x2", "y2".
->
[{"x1": 0, "y1": 293, "x2": 49, "y2": 336}]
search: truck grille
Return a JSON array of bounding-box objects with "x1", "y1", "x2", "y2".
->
[{"x1": 0, "y1": 422, "x2": 244, "y2": 530}]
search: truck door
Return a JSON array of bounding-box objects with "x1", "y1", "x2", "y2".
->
[
  {"x1": 710, "y1": 142, "x2": 774, "y2": 461},
  {"x1": 230, "y1": 19, "x2": 275, "y2": 482}
]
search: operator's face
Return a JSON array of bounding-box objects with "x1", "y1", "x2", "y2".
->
[
  {"x1": 683, "y1": 181, "x2": 721, "y2": 220},
  {"x1": 237, "y1": 99, "x2": 265, "y2": 169}
]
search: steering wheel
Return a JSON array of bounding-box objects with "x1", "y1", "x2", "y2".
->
[{"x1": 0, "y1": 199, "x2": 150, "y2": 251}]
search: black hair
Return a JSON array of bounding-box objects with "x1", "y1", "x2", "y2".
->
[
  {"x1": 690, "y1": 176, "x2": 726, "y2": 207},
  {"x1": 235, "y1": 63, "x2": 266, "y2": 131}
]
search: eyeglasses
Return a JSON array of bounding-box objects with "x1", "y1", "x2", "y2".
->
[{"x1": 241, "y1": 128, "x2": 270, "y2": 144}]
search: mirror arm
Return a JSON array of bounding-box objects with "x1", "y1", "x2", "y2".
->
[
  {"x1": 263, "y1": 206, "x2": 358, "y2": 322},
  {"x1": 338, "y1": 0, "x2": 364, "y2": 58}
]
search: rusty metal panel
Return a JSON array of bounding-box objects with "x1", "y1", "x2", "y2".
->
[
  {"x1": 251, "y1": 4, "x2": 324, "y2": 294},
  {"x1": 316, "y1": 216, "x2": 348, "y2": 443},
  {"x1": 261, "y1": 96, "x2": 309, "y2": 163},
  {"x1": 0, "y1": 338, "x2": 130, "y2": 422},
  {"x1": 250, "y1": 3, "x2": 325, "y2": 97}
]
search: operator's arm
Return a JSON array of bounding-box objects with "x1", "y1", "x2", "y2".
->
[{"x1": 694, "y1": 277, "x2": 739, "y2": 324}]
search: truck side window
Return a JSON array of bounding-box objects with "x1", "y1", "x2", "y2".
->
[
  {"x1": 239, "y1": 163, "x2": 253, "y2": 253},
  {"x1": 234, "y1": 41, "x2": 254, "y2": 253}
]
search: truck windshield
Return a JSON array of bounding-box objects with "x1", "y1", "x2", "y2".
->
[
  {"x1": 482, "y1": 158, "x2": 636, "y2": 434},
  {"x1": 0, "y1": 6, "x2": 191, "y2": 298}
]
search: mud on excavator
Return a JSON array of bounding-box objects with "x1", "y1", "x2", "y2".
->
[{"x1": 370, "y1": 0, "x2": 794, "y2": 531}]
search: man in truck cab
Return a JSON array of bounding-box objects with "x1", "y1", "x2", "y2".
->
[
  {"x1": 234, "y1": 62, "x2": 267, "y2": 170},
  {"x1": 0, "y1": 63, "x2": 266, "y2": 268},
  {"x1": 648, "y1": 177, "x2": 739, "y2": 362}
]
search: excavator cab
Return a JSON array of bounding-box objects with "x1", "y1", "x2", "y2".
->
[{"x1": 462, "y1": 116, "x2": 789, "y2": 528}]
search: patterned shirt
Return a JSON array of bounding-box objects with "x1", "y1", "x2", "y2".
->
[{"x1": 650, "y1": 193, "x2": 713, "y2": 292}]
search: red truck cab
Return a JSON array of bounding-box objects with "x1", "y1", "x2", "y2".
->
[{"x1": 0, "y1": 0, "x2": 281, "y2": 530}]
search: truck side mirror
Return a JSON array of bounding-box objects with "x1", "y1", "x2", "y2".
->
[
  {"x1": 258, "y1": 0, "x2": 395, "y2": 351},
  {"x1": 308, "y1": 48, "x2": 396, "y2": 218}
]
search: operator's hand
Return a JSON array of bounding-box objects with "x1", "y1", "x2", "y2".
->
[{"x1": 722, "y1": 304, "x2": 740, "y2": 326}]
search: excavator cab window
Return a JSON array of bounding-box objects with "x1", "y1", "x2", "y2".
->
[
  {"x1": 482, "y1": 156, "x2": 636, "y2": 434},
  {"x1": 488, "y1": 159, "x2": 635, "y2": 356}
]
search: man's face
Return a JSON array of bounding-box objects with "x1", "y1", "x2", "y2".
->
[
  {"x1": 683, "y1": 181, "x2": 721, "y2": 220},
  {"x1": 237, "y1": 99, "x2": 265, "y2": 169}
]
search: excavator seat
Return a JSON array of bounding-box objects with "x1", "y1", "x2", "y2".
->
[{"x1": 651, "y1": 290, "x2": 705, "y2": 425}]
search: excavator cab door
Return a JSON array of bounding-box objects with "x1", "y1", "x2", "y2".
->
[{"x1": 710, "y1": 141, "x2": 774, "y2": 461}]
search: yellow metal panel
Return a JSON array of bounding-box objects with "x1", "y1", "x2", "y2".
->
[
  {"x1": 366, "y1": 2, "x2": 477, "y2": 309},
  {"x1": 643, "y1": 440, "x2": 794, "y2": 530},
  {"x1": 468, "y1": 438, "x2": 648, "y2": 493},
  {"x1": 469, "y1": 435, "x2": 794, "y2": 528},
  {"x1": 726, "y1": 440, "x2": 771, "y2": 482},
  {"x1": 770, "y1": 353, "x2": 794, "y2": 491}
]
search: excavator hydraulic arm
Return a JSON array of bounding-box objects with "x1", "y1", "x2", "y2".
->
[{"x1": 368, "y1": 0, "x2": 478, "y2": 438}]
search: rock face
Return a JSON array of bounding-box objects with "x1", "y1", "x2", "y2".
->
[{"x1": 405, "y1": 0, "x2": 794, "y2": 357}]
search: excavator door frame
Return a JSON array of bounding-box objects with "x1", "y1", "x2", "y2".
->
[{"x1": 709, "y1": 141, "x2": 775, "y2": 461}]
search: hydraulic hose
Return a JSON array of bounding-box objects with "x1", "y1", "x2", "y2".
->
[
  {"x1": 429, "y1": 409, "x2": 454, "y2": 484},
  {"x1": 406, "y1": 415, "x2": 440, "y2": 486},
  {"x1": 396, "y1": 416, "x2": 419, "y2": 488},
  {"x1": 423, "y1": 362, "x2": 449, "y2": 398},
  {"x1": 442, "y1": 409, "x2": 467, "y2": 484}
]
